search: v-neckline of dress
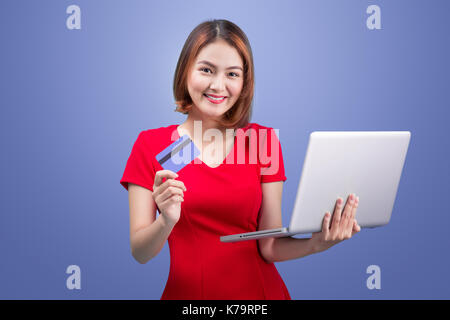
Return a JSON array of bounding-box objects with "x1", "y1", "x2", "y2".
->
[{"x1": 174, "y1": 124, "x2": 237, "y2": 169}]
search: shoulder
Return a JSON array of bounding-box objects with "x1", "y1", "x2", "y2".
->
[
  {"x1": 238, "y1": 122, "x2": 274, "y2": 135},
  {"x1": 236, "y1": 123, "x2": 281, "y2": 154},
  {"x1": 140, "y1": 124, "x2": 176, "y2": 139},
  {"x1": 242, "y1": 122, "x2": 279, "y2": 140},
  {"x1": 245, "y1": 122, "x2": 280, "y2": 133},
  {"x1": 136, "y1": 124, "x2": 178, "y2": 153},
  {"x1": 244, "y1": 122, "x2": 271, "y2": 130}
]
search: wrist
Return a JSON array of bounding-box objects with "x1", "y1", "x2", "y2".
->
[
  {"x1": 158, "y1": 213, "x2": 177, "y2": 229},
  {"x1": 307, "y1": 237, "x2": 320, "y2": 254}
]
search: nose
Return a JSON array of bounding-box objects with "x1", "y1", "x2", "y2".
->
[{"x1": 209, "y1": 75, "x2": 226, "y2": 92}]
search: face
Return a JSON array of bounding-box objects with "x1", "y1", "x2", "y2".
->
[{"x1": 187, "y1": 39, "x2": 244, "y2": 121}]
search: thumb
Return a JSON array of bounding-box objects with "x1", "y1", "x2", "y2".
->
[{"x1": 352, "y1": 219, "x2": 361, "y2": 234}]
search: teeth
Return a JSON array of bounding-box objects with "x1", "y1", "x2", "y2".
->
[{"x1": 205, "y1": 94, "x2": 225, "y2": 101}]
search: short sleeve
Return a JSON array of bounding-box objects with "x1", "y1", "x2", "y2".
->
[
  {"x1": 259, "y1": 127, "x2": 287, "y2": 183},
  {"x1": 120, "y1": 131, "x2": 156, "y2": 192}
]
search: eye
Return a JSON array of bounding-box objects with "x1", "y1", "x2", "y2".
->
[
  {"x1": 229, "y1": 72, "x2": 239, "y2": 77},
  {"x1": 200, "y1": 67, "x2": 212, "y2": 74}
]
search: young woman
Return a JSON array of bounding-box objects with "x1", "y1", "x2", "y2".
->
[{"x1": 120, "y1": 19, "x2": 361, "y2": 300}]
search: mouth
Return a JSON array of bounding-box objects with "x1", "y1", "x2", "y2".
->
[{"x1": 203, "y1": 93, "x2": 227, "y2": 104}]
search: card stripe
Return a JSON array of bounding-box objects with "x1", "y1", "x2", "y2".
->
[{"x1": 158, "y1": 137, "x2": 192, "y2": 166}]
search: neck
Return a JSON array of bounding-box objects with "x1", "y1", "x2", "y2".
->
[{"x1": 180, "y1": 109, "x2": 233, "y2": 143}]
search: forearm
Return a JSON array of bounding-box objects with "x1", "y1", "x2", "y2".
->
[
  {"x1": 130, "y1": 214, "x2": 175, "y2": 264},
  {"x1": 269, "y1": 237, "x2": 317, "y2": 263}
]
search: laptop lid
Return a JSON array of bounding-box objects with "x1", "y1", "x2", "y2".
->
[{"x1": 288, "y1": 131, "x2": 411, "y2": 234}]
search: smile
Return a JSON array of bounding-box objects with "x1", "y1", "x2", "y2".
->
[{"x1": 204, "y1": 94, "x2": 227, "y2": 104}]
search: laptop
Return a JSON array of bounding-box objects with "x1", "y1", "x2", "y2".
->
[{"x1": 220, "y1": 131, "x2": 411, "y2": 243}]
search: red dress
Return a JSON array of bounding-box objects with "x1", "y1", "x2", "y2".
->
[{"x1": 120, "y1": 122, "x2": 291, "y2": 300}]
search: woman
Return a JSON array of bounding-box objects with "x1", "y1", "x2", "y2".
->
[{"x1": 120, "y1": 19, "x2": 361, "y2": 300}]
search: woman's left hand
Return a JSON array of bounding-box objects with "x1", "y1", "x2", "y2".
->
[{"x1": 310, "y1": 193, "x2": 361, "y2": 253}]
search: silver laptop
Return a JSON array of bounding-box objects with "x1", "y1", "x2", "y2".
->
[{"x1": 220, "y1": 131, "x2": 411, "y2": 243}]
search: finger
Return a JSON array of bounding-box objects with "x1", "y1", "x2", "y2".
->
[
  {"x1": 156, "y1": 192, "x2": 184, "y2": 210},
  {"x1": 352, "y1": 220, "x2": 359, "y2": 232},
  {"x1": 341, "y1": 194, "x2": 355, "y2": 231},
  {"x1": 350, "y1": 196, "x2": 358, "y2": 219},
  {"x1": 154, "y1": 179, "x2": 186, "y2": 201},
  {"x1": 159, "y1": 186, "x2": 184, "y2": 203},
  {"x1": 349, "y1": 196, "x2": 359, "y2": 225},
  {"x1": 322, "y1": 212, "x2": 331, "y2": 237},
  {"x1": 160, "y1": 194, "x2": 184, "y2": 208},
  {"x1": 352, "y1": 219, "x2": 361, "y2": 235},
  {"x1": 160, "y1": 178, "x2": 187, "y2": 192},
  {"x1": 330, "y1": 197, "x2": 343, "y2": 235},
  {"x1": 153, "y1": 173, "x2": 185, "y2": 198},
  {"x1": 154, "y1": 170, "x2": 178, "y2": 188},
  {"x1": 346, "y1": 196, "x2": 359, "y2": 236}
]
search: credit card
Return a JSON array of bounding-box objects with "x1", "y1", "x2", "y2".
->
[{"x1": 156, "y1": 134, "x2": 200, "y2": 173}]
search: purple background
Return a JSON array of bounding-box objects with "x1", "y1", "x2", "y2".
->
[{"x1": 1, "y1": 0, "x2": 449, "y2": 299}]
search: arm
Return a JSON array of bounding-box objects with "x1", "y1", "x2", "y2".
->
[
  {"x1": 257, "y1": 181, "x2": 316, "y2": 263},
  {"x1": 128, "y1": 183, "x2": 175, "y2": 264}
]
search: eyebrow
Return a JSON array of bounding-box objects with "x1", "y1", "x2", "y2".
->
[{"x1": 197, "y1": 60, "x2": 243, "y2": 71}]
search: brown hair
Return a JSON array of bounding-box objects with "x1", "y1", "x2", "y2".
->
[{"x1": 173, "y1": 19, "x2": 255, "y2": 129}]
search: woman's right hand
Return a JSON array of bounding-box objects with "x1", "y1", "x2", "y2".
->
[{"x1": 152, "y1": 170, "x2": 187, "y2": 227}]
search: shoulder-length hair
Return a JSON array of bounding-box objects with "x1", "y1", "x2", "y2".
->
[{"x1": 173, "y1": 19, "x2": 255, "y2": 129}]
